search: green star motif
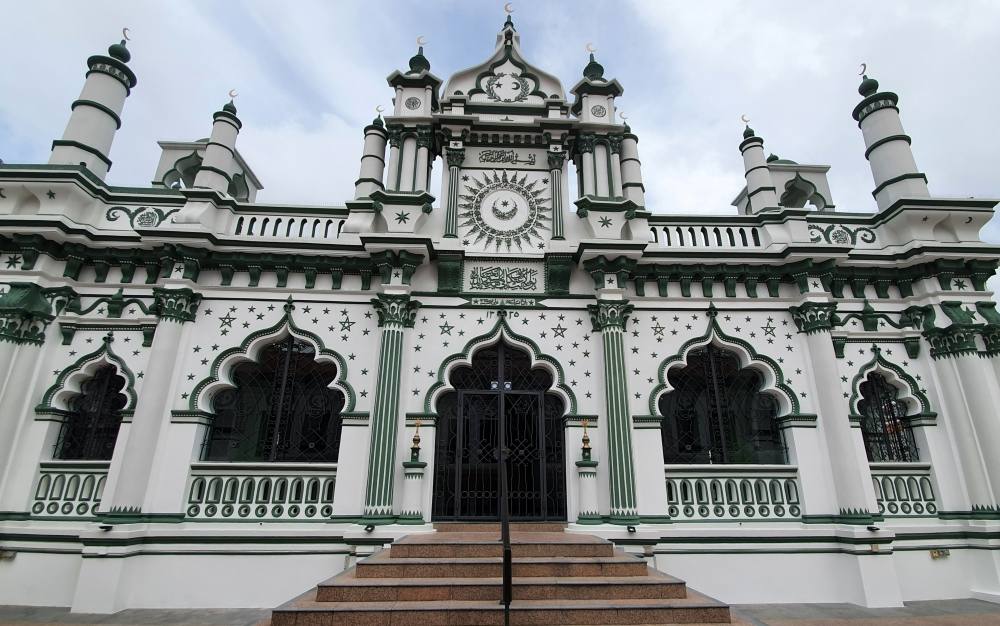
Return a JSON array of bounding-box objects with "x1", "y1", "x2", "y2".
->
[
  {"x1": 395, "y1": 211, "x2": 410, "y2": 224},
  {"x1": 598, "y1": 216, "x2": 613, "y2": 228},
  {"x1": 439, "y1": 322, "x2": 454, "y2": 335}
]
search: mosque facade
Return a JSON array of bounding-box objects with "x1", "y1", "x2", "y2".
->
[{"x1": 2, "y1": 15, "x2": 1000, "y2": 612}]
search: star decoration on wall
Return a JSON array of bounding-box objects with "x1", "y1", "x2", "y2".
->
[
  {"x1": 440, "y1": 322, "x2": 454, "y2": 335},
  {"x1": 552, "y1": 324, "x2": 567, "y2": 338},
  {"x1": 219, "y1": 314, "x2": 236, "y2": 328},
  {"x1": 395, "y1": 212, "x2": 410, "y2": 224},
  {"x1": 5, "y1": 255, "x2": 21, "y2": 268}
]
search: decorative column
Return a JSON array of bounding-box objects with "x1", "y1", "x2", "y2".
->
[
  {"x1": 413, "y1": 126, "x2": 432, "y2": 192},
  {"x1": 399, "y1": 419, "x2": 427, "y2": 524},
  {"x1": 619, "y1": 125, "x2": 646, "y2": 208},
  {"x1": 548, "y1": 149, "x2": 567, "y2": 240},
  {"x1": 104, "y1": 287, "x2": 201, "y2": 516},
  {"x1": 385, "y1": 124, "x2": 403, "y2": 191},
  {"x1": 588, "y1": 299, "x2": 639, "y2": 523},
  {"x1": 575, "y1": 419, "x2": 600, "y2": 524},
  {"x1": 790, "y1": 301, "x2": 873, "y2": 523},
  {"x1": 579, "y1": 132, "x2": 597, "y2": 197},
  {"x1": 192, "y1": 101, "x2": 241, "y2": 194},
  {"x1": 363, "y1": 292, "x2": 421, "y2": 523},
  {"x1": 444, "y1": 144, "x2": 465, "y2": 238},
  {"x1": 739, "y1": 125, "x2": 778, "y2": 214},
  {"x1": 49, "y1": 39, "x2": 136, "y2": 180},
  {"x1": 354, "y1": 117, "x2": 389, "y2": 200},
  {"x1": 608, "y1": 133, "x2": 624, "y2": 198}
]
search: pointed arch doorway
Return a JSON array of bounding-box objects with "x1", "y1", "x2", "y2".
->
[{"x1": 432, "y1": 341, "x2": 566, "y2": 521}]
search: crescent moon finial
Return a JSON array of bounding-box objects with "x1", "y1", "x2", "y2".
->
[
  {"x1": 741, "y1": 114, "x2": 750, "y2": 124},
  {"x1": 376, "y1": 105, "x2": 385, "y2": 114},
  {"x1": 586, "y1": 43, "x2": 596, "y2": 53},
  {"x1": 619, "y1": 112, "x2": 628, "y2": 121},
  {"x1": 859, "y1": 62, "x2": 867, "y2": 75},
  {"x1": 416, "y1": 35, "x2": 427, "y2": 46},
  {"x1": 504, "y1": 3, "x2": 514, "y2": 13},
  {"x1": 122, "y1": 27, "x2": 131, "y2": 41},
  {"x1": 229, "y1": 89, "x2": 238, "y2": 99}
]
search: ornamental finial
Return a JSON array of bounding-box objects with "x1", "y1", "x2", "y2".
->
[
  {"x1": 581, "y1": 419, "x2": 591, "y2": 461},
  {"x1": 410, "y1": 419, "x2": 422, "y2": 462}
]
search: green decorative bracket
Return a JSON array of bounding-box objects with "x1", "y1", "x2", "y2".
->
[
  {"x1": 582, "y1": 255, "x2": 637, "y2": 291},
  {"x1": 789, "y1": 302, "x2": 838, "y2": 334}
]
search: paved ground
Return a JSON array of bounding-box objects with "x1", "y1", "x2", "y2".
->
[{"x1": 2, "y1": 599, "x2": 1000, "y2": 626}]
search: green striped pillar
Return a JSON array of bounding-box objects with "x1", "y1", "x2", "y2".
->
[
  {"x1": 588, "y1": 300, "x2": 639, "y2": 523},
  {"x1": 363, "y1": 293, "x2": 421, "y2": 522}
]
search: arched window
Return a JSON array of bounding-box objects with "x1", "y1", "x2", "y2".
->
[
  {"x1": 659, "y1": 345, "x2": 784, "y2": 464},
  {"x1": 54, "y1": 366, "x2": 126, "y2": 460},
  {"x1": 858, "y1": 373, "x2": 918, "y2": 462},
  {"x1": 202, "y1": 337, "x2": 345, "y2": 462}
]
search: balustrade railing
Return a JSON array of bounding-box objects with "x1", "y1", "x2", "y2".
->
[
  {"x1": 31, "y1": 461, "x2": 108, "y2": 518},
  {"x1": 649, "y1": 223, "x2": 764, "y2": 250},
  {"x1": 231, "y1": 215, "x2": 347, "y2": 240},
  {"x1": 870, "y1": 463, "x2": 937, "y2": 516},
  {"x1": 665, "y1": 465, "x2": 801, "y2": 520},
  {"x1": 186, "y1": 463, "x2": 337, "y2": 520}
]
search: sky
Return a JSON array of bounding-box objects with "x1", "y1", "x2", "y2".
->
[{"x1": 2, "y1": 1, "x2": 999, "y2": 233}]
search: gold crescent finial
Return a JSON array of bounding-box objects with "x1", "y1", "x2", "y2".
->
[
  {"x1": 504, "y1": 2, "x2": 514, "y2": 13},
  {"x1": 859, "y1": 62, "x2": 867, "y2": 75},
  {"x1": 416, "y1": 35, "x2": 427, "y2": 46},
  {"x1": 741, "y1": 114, "x2": 750, "y2": 124},
  {"x1": 586, "y1": 42, "x2": 596, "y2": 53},
  {"x1": 122, "y1": 27, "x2": 131, "y2": 41},
  {"x1": 229, "y1": 89, "x2": 238, "y2": 99},
  {"x1": 619, "y1": 112, "x2": 628, "y2": 121},
  {"x1": 375, "y1": 105, "x2": 385, "y2": 114}
]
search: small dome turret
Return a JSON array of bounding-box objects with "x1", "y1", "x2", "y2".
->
[
  {"x1": 583, "y1": 53, "x2": 605, "y2": 82},
  {"x1": 858, "y1": 74, "x2": 879, "y2": 97},
  {"x1": 743, "y1": 124, "x2": 755, "y2": 139},
  {"x1": 108, "y1": 39, "x2": 131, "y2": 63},
  {"x1": 222, "y1": 100, "x2": 237, "y2": 115},
  {"x1": 407, "y1": 47, "x2": 431, "y2": 74}
]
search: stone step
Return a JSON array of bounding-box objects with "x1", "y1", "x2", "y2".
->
[
  {"x1": 390, "y1": 531, "x2": 615, "y2": 558},
  {"x1": 434, "y1": 522, "x2": 568, "y2": 533},
  {"x1": 273, "y1": 595, "x2": 731, "y2": 626},
  {"x1": 317, "y1": 569, "x2": 687, "y2": 602},
  {"x1": 355, "y1": 551, "x2": 650, "y2": 579}
]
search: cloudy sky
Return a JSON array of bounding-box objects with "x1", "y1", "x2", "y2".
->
[{"x1": 2, "y1": 1, "x2": 998, "y2": 230}]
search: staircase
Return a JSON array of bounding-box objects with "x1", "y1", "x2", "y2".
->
[{"x1": 271, "y1": 523, "x2": 731, "y2": 626}]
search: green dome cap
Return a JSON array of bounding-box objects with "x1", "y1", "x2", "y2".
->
[
  {"x1": 743, "y1": 124, "x2": 755, "y2": 139},
  {"x1": 858, "y1": 74, "x2": 879, "y2": 97},
  {"x1": 407, "y1": 47, "x2": 431, "y2": 74},
  {"x1": 223, "y1": 100, "x2": 237, "y2": 114},
  {"x1": 108, "y1": 39, "x2": 131, "y2": 63},
  {"x1": 583, "y1": 53, "x2": 605, "y2": 81}
]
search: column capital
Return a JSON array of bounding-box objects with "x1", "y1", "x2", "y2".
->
[
  {"x1": 547, "y1": 150, "x2": 567, "y2": 170},
  {"x1": 608, "y1": 132, "x2": 624, "y2": 154},
  {"x1": 152, "y1": 287, "x2": 203, "y2": 324},
  {"x1": 578, "y1": 131, "x2": 597, "y2": 154},
  {"x1": 445, "y1": 146, "x2": 465, "y2": 168},
  {"x1": 0, "y1": 283, "x2": 55, "y2": 346},
  {"x1": 416, "y1": 125, "x2": 433, "y2": 148},
  {"x1": 587, "y1": 299, "x2": 633, "y2": 332},
  {"x1": 371, "y1": 293, "x2": 421, "y2": 328},
  {"x1": 789, "y1": 301, "x2": 838, "y2": 334},
  {"x1": 387, "y1": 123, "x2": 404, "y2": 148}
]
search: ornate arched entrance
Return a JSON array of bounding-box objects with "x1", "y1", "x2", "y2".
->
[{"x1": 432, "y1": 341, "x2": 566, "y2": 521}]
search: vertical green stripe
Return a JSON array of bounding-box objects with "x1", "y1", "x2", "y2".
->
[
  {"x1": 364, "y1": 325, "x2": 404, "y2": 517},
  {"x1": 602, "y1": 326, "x2": 637, "y2": 519}
]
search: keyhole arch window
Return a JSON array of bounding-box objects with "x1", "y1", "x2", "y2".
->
[
  {"x1": 54, "y1": 365, "x2": 127, "y2": 460},
  {"x1": 659, "y1": 344, "x2": 785, "y2": 465},
  {"x1": 202, "y1": 336, "x2": 345, "y2": 462},
  {"x1": 857, "y1": 372, "x2": 919, "y2": 462}
]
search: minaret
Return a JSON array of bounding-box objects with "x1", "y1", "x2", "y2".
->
[
  {"x1": 49, "y1": 38, "x2": 137, "y2": 180},
  {"x1": 354, "y1": 116, "x2": 388, "y2": 199},
  {"x1": 619, "y1": 123, "x2": 645, "y2": 208},
  {"x1": 192, "y1": 100, "x2": 242, "y2": 194},
  {"x1": 738, "y1": 125, "x2": 778, "y2": 213},
  {"x1": 852, "y1": 74, "x2": 929, "y2": 211}
]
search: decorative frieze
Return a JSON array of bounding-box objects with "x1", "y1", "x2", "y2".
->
[
  {"x1": 152, "y1": 287, "x2": 202, "y2": 324},
  {"x1": 789, "y1": 302, "x2": 838, "y2": 334},
  {"x1": 0, "y1": 283, "x2": 56, "y2": 345}
]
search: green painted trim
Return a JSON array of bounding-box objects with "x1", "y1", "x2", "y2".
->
[
  {"x1": 847, "y1": 345, "x2": 934, "y2": 420},
  {"x1": 422, "y1": 311, "x2": 577, "y2": 415},
  {"x1": 36, "y1": 334, "x2": 138, "y2": 412},
  {"x1": 51, "y1": 140, "x2": 112, "y2": 168},
  {"x1": 871, "y1": 172, "x2": 927, "y2": 199},
  {"x1": 865, "y1": 134, "x2": 911, "y2": 160},
  {"x1": 188, "y1": 299, "x2": 355, "y2": 413},
  {"x1": 71, "y1": 100, "x2": 121, "y2": 129}
]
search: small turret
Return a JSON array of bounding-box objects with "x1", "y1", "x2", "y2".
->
[
  {"x1": 738, "y1": 125, "x2": 779, "y2": 213},
  {"x1": 48, "y1": 37, "x2": 138, "y2": 180},
  {"x1": 354, "y1": 115, "x2": 389, "y2": 200},
  {"x1": 852, "y1": 74, "x2": 929, "y2": 211},
  {"x1": 192, "y1": 100, "x2": 243, "y2": 195}
]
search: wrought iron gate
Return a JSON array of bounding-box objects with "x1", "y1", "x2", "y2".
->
[{"x1": 433, "y1": 342, "x2": 566, "y2": 521}]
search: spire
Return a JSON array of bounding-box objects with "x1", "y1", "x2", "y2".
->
[
  {"x1": 503, "y1": 14, "x2": 515, "y2": 31},
  {"x1": 407, "y1": 46, "x2": 431, "y2": 74},
  {"x1": 583, "y1": 53, "x2": 605, "y2": 81}
]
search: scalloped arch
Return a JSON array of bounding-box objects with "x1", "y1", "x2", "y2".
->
[
  {"x1": 189, "y1": 305, "x2": 355, "y2": 413},
  {"x1": 423, "y1": 313, "x2": 577, "y2": 415},
  {"x1": 848, "y1": 345, "x2": 933, "y2": 418},
  {"x1": 647, "y1": 307, "x2": 799, "y2": 416},
  {"x1": 38, "y1": 337, "x2": 137, "y2": 412}
]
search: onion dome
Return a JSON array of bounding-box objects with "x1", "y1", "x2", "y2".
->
[
  {"x1": 372, "y1": 116, "x2": 384, "y2": 128},
  {"x1": 108, "y1": 39, "x2": 131, "y2": 63},
  {"x1": 223, "y1": 100, "x2": 237, "y2": 114},
  {"x1": 766, "y1": 153, "x2": 778, "y2": 163},
  {"x1": 583, "y1": 53, "x2": 605, "y2": 81},
  {"x1": 858, "y1": 74, "x2": 879, "y2": 97},
  {"x1": 407, "y1": 47, "x2": 431, "y2": 75},
  {"x1": 743, "y1": 125, "x2": 755, "y2": 139}
]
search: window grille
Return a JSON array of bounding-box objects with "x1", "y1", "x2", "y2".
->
[
  {"x1": 858, "y1": 373, "x2": 918, "y2": 462},
  {"x1": 54, "y1": 366, "x2": 126, "y2": 460}
]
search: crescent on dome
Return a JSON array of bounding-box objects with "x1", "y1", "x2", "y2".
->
[
  {"x1": 586, "y1": 43, "x2": 596, "y2": 53},
  {"x1": 491, "y1": 197, "x2": 519, "y2": 221},
  {"x1": 860, "y1": 62, "x2": 867, "y2": 75},
  {"x1": 416, "y1": 35, "x2": 427, "y2": 46},
  {"x1": 229, "y1": 89, "x2": 238, "y2": 99},
  {"x1": 122, "y1": 27, "x2": 131, "y2": 41},
  {"x1": 504, "y1": 3, "x2": 514, "y2": 13}
]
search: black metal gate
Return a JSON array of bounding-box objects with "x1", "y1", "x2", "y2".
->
[{"x1": 433, "y1": 342, "x2": 566, "y2": 521}]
